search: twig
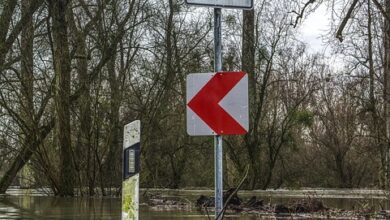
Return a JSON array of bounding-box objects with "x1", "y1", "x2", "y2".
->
[
  {"x1": 204, "y1": 205, "x2": 211, "y2": 220},
  {"x1": 217, "y1": 165, "x2": 250, "y2": 219}
]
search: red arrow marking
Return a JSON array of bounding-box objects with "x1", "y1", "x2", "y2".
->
[{"x1": 188, "y1": 72, "x2": 247, "y2": 135}]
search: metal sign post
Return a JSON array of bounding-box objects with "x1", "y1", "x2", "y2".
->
[
  {"x1": 214, "y1": 8, "x2": 223, "y2": 220},
  {"x1": 185, "y1": 1, "x2": 252, "y2": 219}
]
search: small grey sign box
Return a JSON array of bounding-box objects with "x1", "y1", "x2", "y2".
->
[{"x1": 185, "y1": 0, "x2": 253, "y2": 9}]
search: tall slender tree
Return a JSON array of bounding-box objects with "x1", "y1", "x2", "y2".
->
[
  {"x1": 242, "y1": 9, "x2": 257, "y2": 189},
  {"x1": 384, "y1": 0, "x2": 390, "y2": 189},
  {"x1": 0, "y1": 0, "x2": 36, "y2": 193},
  {"x1": 49, "y1": 0, "x2": 74, "y2": 196}
]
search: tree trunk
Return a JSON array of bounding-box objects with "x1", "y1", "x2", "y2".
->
[
  {"x1": 367, "y1": 0, "x2": 383, "y2": 189},
  {"x1": 242, "y1": 9, "x2": 257, "y2": 189},
  {"x1": 384, "y1": 0, "x2": 390, "y2": 189},
  {"x1": 50, "y1": 0, "x2": 74, "y2": 196},
  {"x1": 0, "y1": 0, "x2": 35, "y2": 194},
  {"x1": 68, "y1": 6, "x2": 94, "y2": 196},
  {"x1": 335, "y1": 154, "x2": 347, "y2": 188},
  {"x1": 19, "y1": 0, "x2": 36, "y2": 189},
  {"x1": 21, "y1": 0, "x2": 35, "y2": 122},
  {"x1": 0, "y1": 0, "x2": 17, "y2": 68},
  {"x1": 0, "y1": 0, "x2": 43, "y2": 70},
  {"x1": 105, "y1": 55, "x2": 121, "y2": 193},
  {"x1": 0, "y1": 147, "x2": 35, "y2": 193},
  {"x1": 78, "y1": 38, "x2": 94, "y2": 196},
  {"x1": 0, "y1": 0, "x2": 17, "y2": 44}
]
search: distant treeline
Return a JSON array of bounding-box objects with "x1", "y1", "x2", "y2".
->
[{"x1": 0, "y1": 0, "x2": 389, "y2": 196}]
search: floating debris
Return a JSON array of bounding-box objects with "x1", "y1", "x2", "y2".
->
[{"x1": 192, "y1": 189, "x2": 388, "y2": 219}]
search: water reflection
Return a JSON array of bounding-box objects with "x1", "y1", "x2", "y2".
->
[
  {"x1": 0, "y1": 191, "x2": 390, "y2": 219},
  {"x1": 0, "y1": 196, "x2": 263, "y2": 220},
  {"x1": 0, "y1": 196, "x2": 120, "y2": 219},
  {"x1": 0, "y1": 196, "x2": 215, "y2": 220}
]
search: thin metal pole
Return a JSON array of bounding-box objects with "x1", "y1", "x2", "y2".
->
[
  {"x1": 214, "y1": 135, "x2": 223, "y2": 219},
  {"x1": 214, "y1": 8, "x2": 223, "y2": 220}
]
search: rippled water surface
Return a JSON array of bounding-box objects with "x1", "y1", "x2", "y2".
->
[
  {"x1": 1, "y1": 189, "x2": 390, "y2": 219},
  {"x1": 0, "y1": 195, "x2": 249, "y2": 220}
]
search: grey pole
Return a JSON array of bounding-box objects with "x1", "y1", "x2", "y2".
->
[{"x1": 214, "y1": 8, "x2": 223, "y2": 220}]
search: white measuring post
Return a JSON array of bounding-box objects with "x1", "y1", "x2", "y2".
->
[{"x1": 122, "y1": 120, "x2": 141, "y2": 220}]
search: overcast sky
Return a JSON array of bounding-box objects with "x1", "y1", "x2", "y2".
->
[
  {"x1": 297, "y1": 4, "x2": 331, "y2": 54},
  {"x1": 296, "y1": 4, "x2": 347, "y2": 70}
]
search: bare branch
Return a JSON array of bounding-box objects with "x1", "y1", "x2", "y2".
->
[
  {"x1": 335, "y1": 0, "x2": 359, "y2": 42},
  {"x1": 292, "y1": 0, "x2": 316, "y2": 28},
  {"x1": 372, "y1": 0, "x2": 390, "y2": 23},
  {"x1": 0, "y1": 0, "x2": 44, "y2": 66}
]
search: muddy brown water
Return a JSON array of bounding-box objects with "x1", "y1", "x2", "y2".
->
[{"x1": 1, "y1": 189, "x2": 390, "y2": 219}]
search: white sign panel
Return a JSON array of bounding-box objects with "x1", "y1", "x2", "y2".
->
[
  {"x1": 185, "y1": 0, "x2": 253, "y2": 9},
  {"x1": 187, "y1": 72, "x2": 249, "y2": 136}
]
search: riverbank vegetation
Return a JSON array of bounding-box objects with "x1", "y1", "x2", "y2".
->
[
  {"x1": 1, "y1": 0, "x2": 390, "y2": 197},
  {"x1": 142, "y1": 189, "x2": 390, "y2": 219}
]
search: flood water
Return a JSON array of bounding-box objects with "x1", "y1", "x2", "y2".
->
[
  {"x1": 0, "y1": 195, "x2": 216, "y2": 220},
  {"x1": 1, "y1": 189, "x2": 390, "y2": 219}
]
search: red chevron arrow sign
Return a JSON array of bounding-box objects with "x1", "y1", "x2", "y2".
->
[{"x1": 186, "y1": 72, "x2": 249, "y2": 136}]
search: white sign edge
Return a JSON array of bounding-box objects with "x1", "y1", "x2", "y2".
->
[{"x1": 185, "y1": 0, "x2": 254, "y2": 10}]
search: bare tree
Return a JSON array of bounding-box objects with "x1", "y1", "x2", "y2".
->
[
  {"x1": 48, "y1": 0, "x2": 74, "y2": 196},
  {"x1": 0, "y1": 0, "x2": 53, "y2": 194}
]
